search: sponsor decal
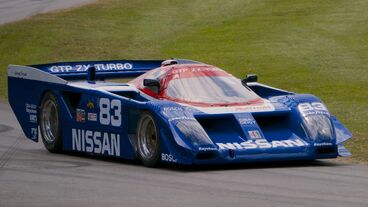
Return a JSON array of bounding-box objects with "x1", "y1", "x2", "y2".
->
[
  {"x1": 198, "y1": 147, "x2": 217, "y2": 151},
  {"x1": 72, "y1": 128, "x2": 120, "y2": 156},
  {"x1": 216, "y1": 138, "x2": 308, "y2": 150},
  {"x1": 31, "y1": 128, "x2": 38, "y2": 140},
  {"x1": 161, "y1": 107, "x2": 186, "y2": 117},
  {"x1": 169, "y1": 67, "x2": 219, "y2": 77},
  {"x1": 88, "y1": 113, "x2": 97, "y2": 122},
  {"x1": 298, "y1": 102, "x2": 329, "y2": 117},
  {"x1": 87, "y1": 100, "x2": 95, "y2": 109},
  {"x1": 238, "y1": 118, "x2": 256, "y2": 125},
  {"x1": 29, "y1": 114, "x2": 37, "y2": 123},
  {"x1": 76, "y1": 109, "x2": 85, "y2": 123},
  {"x1": 162, "y1": 106, "x2": 184, "y2": 115},
  {"x1": 161, "y1": 153, "x2": 177, "y2": 163},
  {"x1": 14, "y1": 71, "x2": 28, "y2": 78},
  {"x1": 49, "y1": 63, "x2": 133, "y2": 73},
  {"x1": 248, "y1": 130, "x2": 262, "y2": 139},
  {"x1": 25, "y1": 103, "x2": 37, "y2": 113},
  {"x1": 191, "y1": 101, "x2": 275, "y2": 114},
  {"x1": 25, "y1": 103, "x2": 37, "y2": 123},
  {"x1": 168, "y1": 116, "x2": 196, "y2": 121},
  {"x1": 163, "y1": 107, "x2": 184, "y2": 112},
  {"x1": 234, "y1": 105, "x2": 273, "y2": 112},
  {"x1": 314, "y1": 142, "x2": 333, "y2": 147}
]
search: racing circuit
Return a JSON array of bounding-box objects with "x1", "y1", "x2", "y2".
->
[{"x1": 1, "y1": 102, "x2": 368, "y2": 207}]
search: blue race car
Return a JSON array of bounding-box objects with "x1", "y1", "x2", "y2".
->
[{"x1": 8, "y1": 59, "x2": 352, "y2": 166}]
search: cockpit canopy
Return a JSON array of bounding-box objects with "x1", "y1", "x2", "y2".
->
[{"x1": 129, "y1": 64, "x2": 261, "y2": 107}]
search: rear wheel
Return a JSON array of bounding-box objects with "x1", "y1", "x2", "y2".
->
[
  {"x1": 137, "y1": 112, "x2": 160, "y2": 167},
  {"x1": 39, "y1": 91, "x2": 62, "y2": 153}
]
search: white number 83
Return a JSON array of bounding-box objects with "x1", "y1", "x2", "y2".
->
[
  {"x1": 298, "y1": 102, "x2": 328, "y2": 114},
  {"x1": 99, "y1": 98, "x2": 121, "y2": 127}
]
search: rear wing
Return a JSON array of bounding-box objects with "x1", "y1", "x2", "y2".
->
[
  {"x1": 29, "y1": 59, "x2": 201, "y2": 80},
  {"x1": 30, "y1": 60, "x2": 164, "y2": 80}
]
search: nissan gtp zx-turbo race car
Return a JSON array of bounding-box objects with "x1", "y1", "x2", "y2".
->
[{"x1": 8, "y1": 59, "x2": 352, "y2": 167}]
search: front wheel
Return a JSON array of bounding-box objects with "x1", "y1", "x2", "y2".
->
[
  {"x1": 136, "y1": 112, "x2": 160, "y2": 167},
  {"x1": 39, "y1": 91, "x2": 62, "y2": 153}
]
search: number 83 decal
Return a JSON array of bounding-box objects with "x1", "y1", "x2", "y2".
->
[{"x1": 99, "y1": 98, "x2": 122, "y2": 127}]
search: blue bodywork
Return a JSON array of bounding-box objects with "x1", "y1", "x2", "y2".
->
[{"x1": 7, "y1": 59, "x2": 352, "y2": 165}]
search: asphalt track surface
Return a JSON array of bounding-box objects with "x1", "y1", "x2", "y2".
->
[
  {"x1": 0, "y1": 0, "x2": 94, "y2": 25},
  {"x1": 0, "y1": 102, "x2": 367, "y2": 207}
]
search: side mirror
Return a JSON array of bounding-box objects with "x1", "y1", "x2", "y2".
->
[
  {"x1": 143, "y1": 79, "x2": 160, "y2": 93},
  {"x1": 161, "y1": 59, "x2": 178, "y2": 67},
  {"x1": 241, "y1": 74, "x2": 258, "y2": 85}
]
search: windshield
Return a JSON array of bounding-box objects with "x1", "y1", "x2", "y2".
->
[{"x1": 165, "y1": 76, "x2": 260, "y2": 106}]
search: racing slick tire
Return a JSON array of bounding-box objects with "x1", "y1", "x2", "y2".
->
[
  {"x1": 137, "y1": 112, "x2": 161, "y2": 167},
  {"x1": 39, "y1": 91, "x2": 62, "y2": 153}
]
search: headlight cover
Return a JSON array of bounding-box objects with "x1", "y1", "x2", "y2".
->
[
  {"x1": 301, "y1": 114, "x2": 333, "y2": 141},
  {"x1": 174, "y1": 119, "x2": 214, "y2": 147}
]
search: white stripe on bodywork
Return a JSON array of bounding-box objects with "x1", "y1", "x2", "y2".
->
[
  {"x1": 97, "y1": 85, "x2": 140, "y2": 92},
  {"x1": 96, "y1": 84, "x2": 155, "y2": 101},
  {"x1": 247, "y1": 82, "x2": 291, "y2": 94},
  {"x1": 67, "y1": 82, "x2": 156, "y2": 101},
  {"x1": 8, "y1": 65, "x2": 67, "y2": 84},
  {"x1": 183, "y1": 100, "x2": 275, "y2": 114}
]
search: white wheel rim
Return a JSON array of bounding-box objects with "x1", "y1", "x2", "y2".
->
[
  {"x1": 41, "y1": 99, "x2": 59, "y2": 143},
  {"x1": 138, "y1": 115, "x2": 158, "y2": 160}
]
